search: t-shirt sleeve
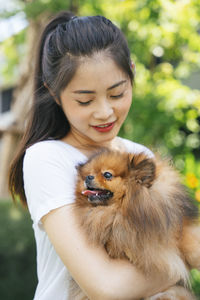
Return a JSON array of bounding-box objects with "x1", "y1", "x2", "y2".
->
[
  {"x1": 121, "y1": 137, "x2": 154, "y2": 158},
  {"x1": 23, "y1": 143, "x2": 77, "y2": 227}
]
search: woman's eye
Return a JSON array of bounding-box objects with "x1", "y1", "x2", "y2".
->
[
  {"x1": 77, "y1": 100, "x2": 92, "y2": 106},
  {"x1": 103, "y1": 172, "x2": 113, "y2": 180},
  {"x1": 110, "y1": 92, "x2": 124, "y2": 99}
]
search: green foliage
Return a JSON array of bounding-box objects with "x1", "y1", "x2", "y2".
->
[
  {"x1": 0, "y1": 0, "x2": 80, "y2": 19},
  {"x1": 0, "y1": 29, "x2": 26, "y2": 85},
  {"x1": 22, "y1": 0, "x2": 76, "y2": 19},
  {"x1": 0, "y1": 201, "x2": 37, "y2": 300},
  {"x1": 191, "y1": 269, "x2": 200, "y2": 298}
]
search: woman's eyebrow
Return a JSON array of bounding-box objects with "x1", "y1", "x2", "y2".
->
[
  {"x1": 72, "y1": 80, "x2": 127, "y2": 94},
  {"x1": 107, "y1": 80, "x2": 127, "y2": 91},
  {"x1": 73, "y1": 90, "x2": 95, "y2": 94}
]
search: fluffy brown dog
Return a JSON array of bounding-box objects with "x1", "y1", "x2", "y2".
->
[{"x1": 69, "y1": 150, "x2": 200, "y2": 300}]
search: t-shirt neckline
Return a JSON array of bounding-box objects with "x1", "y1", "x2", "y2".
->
[{"x1": 55, "y1": 140, "x2": 88, "y2": 159}]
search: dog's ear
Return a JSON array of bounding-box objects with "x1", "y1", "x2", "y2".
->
[
  {"x1": 76, "y1": 163, "x2": 85, "y2": 171},
  {"x1": 129, "y1": 154, "x2": 156, "y2": 188}
]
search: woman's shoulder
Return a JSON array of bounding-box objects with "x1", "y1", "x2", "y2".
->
[
  {"x1": 23, "y1": 140, "x2": 82, "y2": 226},
  {"x1": 26, "y1": 139, "x2": 74, "y2": 154},
  {"x1": 24, "y1": 140, "x2": 87, "y2": 167},
  {"x1": 118, "y1": 137, "x2": 154, "y2": 157}
]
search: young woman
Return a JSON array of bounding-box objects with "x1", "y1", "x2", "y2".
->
[{"x1": 9, "y1": 11, "x2": 179, "y2": 300}]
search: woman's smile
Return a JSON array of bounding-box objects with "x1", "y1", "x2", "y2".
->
[{"x1": 91, "y1": 121, "x2": 116, "y2": 132}]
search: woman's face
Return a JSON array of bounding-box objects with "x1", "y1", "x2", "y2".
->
[{"x1": 60, "y1": 53, "x2": 132, "y2": 147}]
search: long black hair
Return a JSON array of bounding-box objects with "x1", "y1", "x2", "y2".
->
[{"x1": 9, "y1": 11, "x2": 134, "y2": 205}]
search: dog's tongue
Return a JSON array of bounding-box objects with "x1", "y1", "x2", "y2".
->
[{"x1": 82, "y1": 190, "x2": 103, "y2": 196}]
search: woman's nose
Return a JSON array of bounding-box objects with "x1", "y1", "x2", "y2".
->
[{"x1": 93, "y1": 100, "x2": 113, "y2": 120}]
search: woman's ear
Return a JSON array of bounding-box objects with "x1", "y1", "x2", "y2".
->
[
  {"x1": 44, "y1": 82, "x2": 61, "y2": 105},
  {"x1": 131, "y1": 61, "x2": 136, "y2": 75}
]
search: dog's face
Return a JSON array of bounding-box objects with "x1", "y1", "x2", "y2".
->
[{"x1": 76, "y1": 150, "x2": 156, "y2": 206}]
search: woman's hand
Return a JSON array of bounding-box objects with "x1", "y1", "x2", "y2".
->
[
  {"x1": 42, "y1": 204, "x2": 179, "y2": 300},
  {"x1": 180, "y1": 224, "x2": 200, "y2": 270}
]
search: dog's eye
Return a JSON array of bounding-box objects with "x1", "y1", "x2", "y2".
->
[{"x1": 103, "y1": 172, "x2": 113, "y2": 180}]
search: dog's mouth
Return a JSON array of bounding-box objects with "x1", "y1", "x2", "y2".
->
[{"x1": 82, "y1": 187, "x2": 113, "y2": 205}]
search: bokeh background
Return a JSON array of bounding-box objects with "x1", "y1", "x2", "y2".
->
[{"x1": 0, "y1": 0, "x2": 200, "y2": 299}]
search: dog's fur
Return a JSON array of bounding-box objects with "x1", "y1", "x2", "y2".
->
[{"x1": 69, "y1": 150, "x2": 200, "y2": 300}]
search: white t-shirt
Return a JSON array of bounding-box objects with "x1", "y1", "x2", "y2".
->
[{"x1": 23, "y1": 138, "x2": 152, "y2": 300}]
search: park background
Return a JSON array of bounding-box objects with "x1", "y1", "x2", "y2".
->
[{"x1": 0, "y1": 0, "x2": 200, "y2": 299}]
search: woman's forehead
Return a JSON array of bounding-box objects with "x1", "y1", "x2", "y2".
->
[{"x1": 66, "y1": 55, "x2": 129, "y2": 92}]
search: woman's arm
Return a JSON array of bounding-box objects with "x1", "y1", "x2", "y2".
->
[{"x1": 42, "y1": 204, "x2": 179, "y2": 300}]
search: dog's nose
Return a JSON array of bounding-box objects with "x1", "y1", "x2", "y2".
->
[
  {"x1": 85, "y1": 175, "x2": 94, "y2": 186},
  {"x1": 85, "y1": 175, "x2": 94, "y2": 188},
  {"x1": 85, "y1": 175, "x2": 94, "y2": 185}
]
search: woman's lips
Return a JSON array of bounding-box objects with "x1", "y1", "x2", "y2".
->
[{"x1": 91, "y1": 122, "x2": 115, "y2": 132}]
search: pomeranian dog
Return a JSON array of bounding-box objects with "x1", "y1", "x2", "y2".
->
[{"x1": 69, "y1": 149, "x2": 200, "y2": 300}]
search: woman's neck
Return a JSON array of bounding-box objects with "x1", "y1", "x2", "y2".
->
[{"x1": 61, "y1": 132, "x2": 124, "y2": 157}]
